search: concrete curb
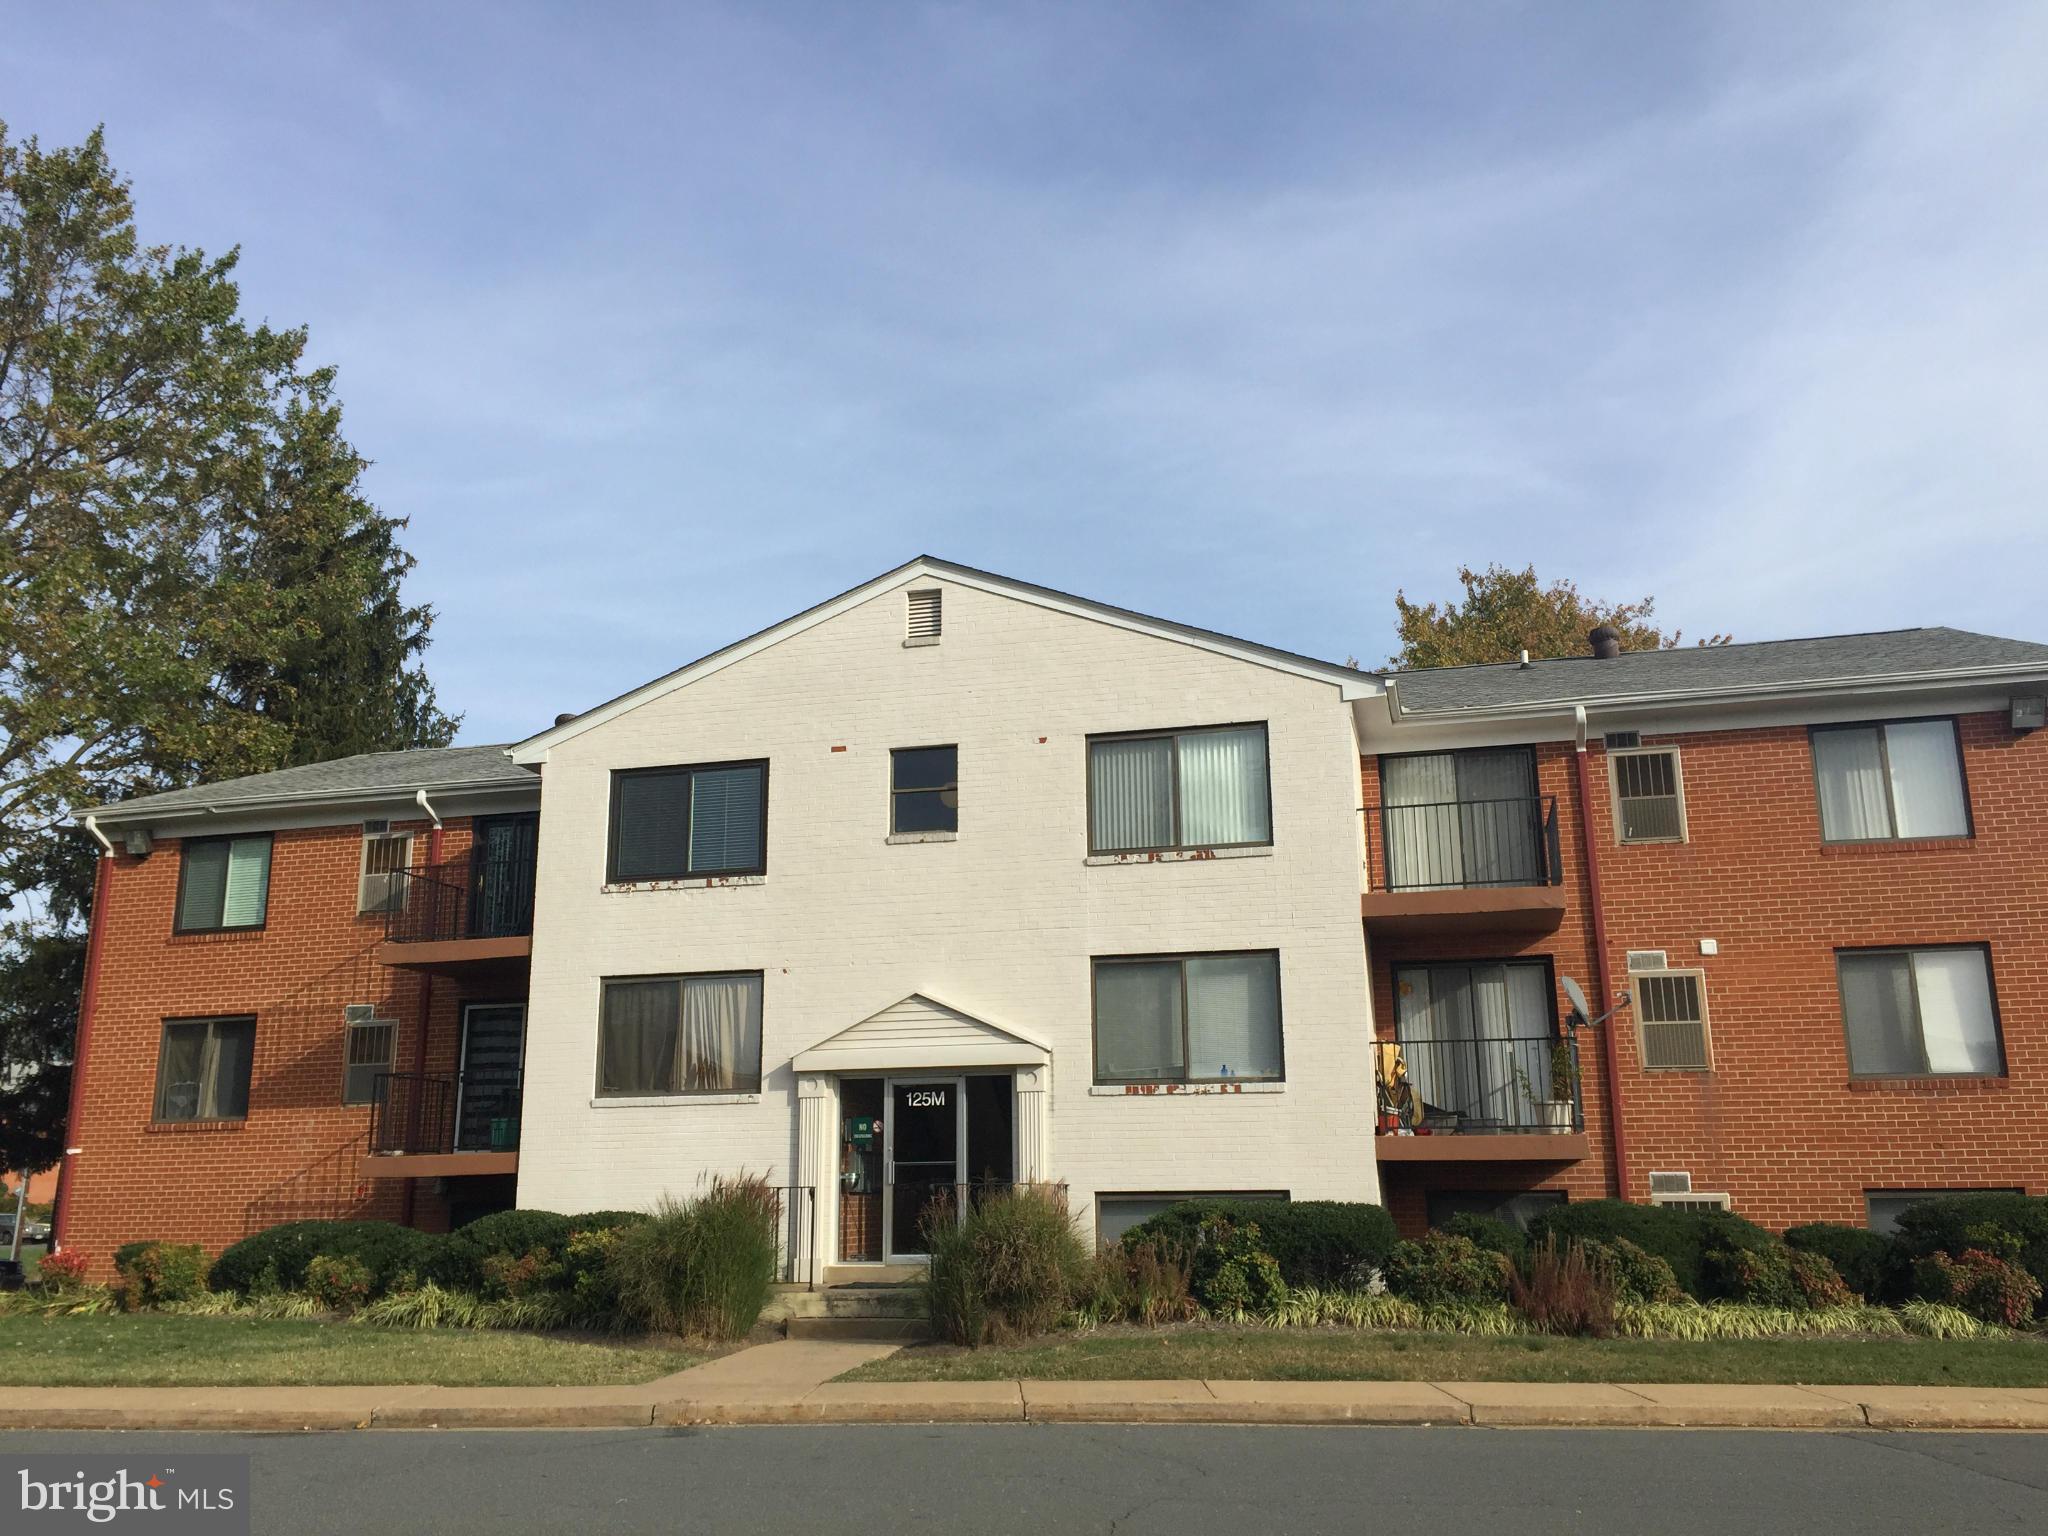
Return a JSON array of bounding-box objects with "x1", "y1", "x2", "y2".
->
[{"x1": 4, "y1": 1381, "x2": 2048, "y2": 1432}]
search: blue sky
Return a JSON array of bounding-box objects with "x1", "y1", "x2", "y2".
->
[{"x1": 8, "y1": 2, "x2": 2046, "y2": 745}]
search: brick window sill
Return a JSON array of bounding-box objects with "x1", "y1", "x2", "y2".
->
[
  {"x1": 1818, "y1": 838, "x2": 1973, "y2": 858},
  {"x1": 1847, "y1": 1076, "x2": 2008, "y2": 1095},
  {"x1": 144, "y1": 1118, "x2": 249, "y2": 1134},
  {"x1": 167, "y1": 929, "x2": 264, "y2": 945}
]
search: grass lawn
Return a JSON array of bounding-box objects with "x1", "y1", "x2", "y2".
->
[
  {"x1": 0, "y1": 1313, "x2": 709, "y2": 1387},
  {"x1": 845, "y1": 1325, "x2": 2048, "y2": 1388}
]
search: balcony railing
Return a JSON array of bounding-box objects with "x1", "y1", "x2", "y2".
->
[
  {"x1": 384, "y1": 848, "x2": 537, "y2": 945},
  {"x1": 1375, "y1": 1033, "x2": 1582, "y2": 1136},
  {"x1": 368, "y1": 1071, "x2": 522, "y2": 1157},
  {"x1": 1374, "y1": 794, "x2": 1562, "y2": 892}
]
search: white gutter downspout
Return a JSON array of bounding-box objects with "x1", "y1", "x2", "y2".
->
[
  {"x1": 83, "y1": 815, "x2": 115, "y2": 857},
  {"x1": 415, "y1": 789, "x2": 443, "y2": 829}
]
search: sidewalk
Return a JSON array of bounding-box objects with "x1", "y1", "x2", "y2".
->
[{"x1": 3, "y1": 1345, "x2": 2047, "y2": 1432}]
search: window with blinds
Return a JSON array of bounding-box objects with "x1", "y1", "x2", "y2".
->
[
  {"x1": 1611, "y1": 748, "x2": 1686, "y2": 843},
  {"x1": 342, "y1": 1014, "x2": 397, "y2": 1104},
  {"x1": 608, "y1": 761, "x2": 768, "y2": 882},
  {"x1": 175, "y1": 835, "x2": 273, "y2": 933},
  {"x1": 1092, "y1": 950, "x2": 1283, "y2": 1084},
  {"x1": 1635, "y1": 971, "x2": 1710, "y2": 1070},
  {"x1": 906, "y1": 588, "x2": 942, "y2": 642},
  {"x1": 1087, "y1": 723, "x2": 1271, "y2": 854}
]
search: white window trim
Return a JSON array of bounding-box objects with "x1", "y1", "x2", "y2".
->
[
  {"x1": 1633, "y1": 967, "x2": 1712, "y2": 1071},
  {"x1": 1608, "y1": 745, "x2": 1688, "y2": 845}
]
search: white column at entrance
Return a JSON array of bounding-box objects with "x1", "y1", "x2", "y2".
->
[
  {"x1": 796, "y1": 1074, "x2": 837, "y2": 1284},
  {"x1": 1014, "y1": 1064, "x2": 1050, "y2": 1184}
]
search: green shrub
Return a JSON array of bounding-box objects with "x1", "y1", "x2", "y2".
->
[
  {"x1": 1438, "y1": 1212, "x2": 1528, "y2": 1271},
  {"x1": 112, "y1": 1242, "x2": 208, "y2": 1308},
  {"x1": 1783, "y1": 1223, "x2": 1902, "y2": 1302},
  {"x1": 1508, "y1": 1237, "x2": 1616, "y2": 1337},
  {"x1": 1385, "y1": 1232, "x2": 1511, "y2": 1306},
  {"x1": 1123, "y1": 1200, "x2": 1395, "y2": 1287},
  {"x1": 1892, "y1": 1194, "x2": 2048, "y2": 1312},
  {"x1": 304, "y1": 1254, "x2": 374, "y2": 1313},
  {"x1": 1188, "y1": 1216, "x2": 1287, "y2": 1319},
  {"x1": 1527, "y1": 1201, "x2": 1773, "y2": 1297},
  {"x1": 208, "y1": 1220, "x2": 448, "y2": 1298},
  {"x1": 1588, "y1": 1238, "x2": 1683, "y2": 1304},
  {"x1": 607, "y1": 1176, "x2": 780, "y2": 1340},
  {"x1": 455, "y1": 1209, "x2": 576, "y2": 1261},
  {"x1": 1912, "y1": 1248, "x2": 2043, "y2": 1328},
  {"x1": 923, "y1": 1185, "x2": 1094, "y2": 1345},
  {"x1": 1702, "y1": 1244, "x2": 1851, "y2": 1311}
]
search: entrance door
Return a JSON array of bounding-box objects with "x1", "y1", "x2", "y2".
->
[
  {"x1": 456, "y1": 1003, "x2": 526, "y2": 1151},
  {"x1": 469, "y1": 814, "x2": 538, "y2": 939},
  {"x1": 885, "y1": 1077, "x2": 962, "y2": 1260}
]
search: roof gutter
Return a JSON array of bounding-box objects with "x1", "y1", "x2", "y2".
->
[
  {"x1": 1382, "y1": 663, "x2": 2048, "y2": 726},
  {"x1": 77, "y1": 777, "x2": 538, "y2": 830},
  {"x1": 82, "y1": 815, "x2": 115, "y2": 857}
]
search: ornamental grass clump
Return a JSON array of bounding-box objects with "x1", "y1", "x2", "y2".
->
[
  {"x1": 924, "y1": 1184, "x2": 1093, "y2": 1346},
  {"x1": 1508, "y1": 1237, "x2": 1617, "y2": 1338},
  {"x1": 608, "y1": 1176, "x2": 781, "y2": 1341},
  {"x1": 1084, "y1": 1236, "x2": 1196, "y2": 1327}
]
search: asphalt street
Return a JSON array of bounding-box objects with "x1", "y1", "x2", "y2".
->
[{"x1": 4, "y1": 1425, "x2": 2044, "y2": 1534}]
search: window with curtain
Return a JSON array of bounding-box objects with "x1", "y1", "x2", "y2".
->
[
  {"x1": 1092, "y1": 951, "x2": 1282, "y2": 1083},
  {"x1": 1838, "y1": 946, "x2": 2002, "y2": 1077},
  {"x1": 1812, "y1": 720, "x2": 1969, "y2": 841},
  {"x1": 598, "y1": 972, "x2": 764, "y2": 1095},
  {"x1": 1391, "y1": 961, "x2": 1556, "y2": 1125},
  {"x1": 153, "y1": 1016, "x2": 256, "y2": 1121},
  {"x1": 1087, "y1": 724, "x2": 1270, "y2": 853},
  {"x1": 175, "y1": 836, "x2": 272, "y2": 932},
  {"x1": 608, "y1": 761, "x2": 767, "y2": 881}
]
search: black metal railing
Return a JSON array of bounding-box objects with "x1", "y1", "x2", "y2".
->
[
  {"x1": 769, "y1": 1185, "x2": 817, "y2": 1287},
  {"x1": 368, "y1": 1071, "x2": 523, "y2": 1156},
  {"x1": 1374, "y1": 794, "x2": 1562, "y2": 891},
  {"x1": 384, "y1": 847, "x2": 537, "y2": 944},
  {"x1": 1375, "y1": 1033, "x2": 1582, "y2": 1136}
]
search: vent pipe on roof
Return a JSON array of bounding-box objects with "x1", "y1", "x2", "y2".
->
[
  {"x1": 554, "y1": 712, "x2": 577, "y2": 726},
  {"x1": 1518, "y1": 649, "x2": 1531, "y2": 668},
  {"x1": 1588, "y1": 626, "x2": 1622, "y2": 660}
]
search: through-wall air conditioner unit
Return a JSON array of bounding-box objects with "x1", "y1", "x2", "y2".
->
[
  {"x1": 362, "y1": 818, "x2": 392, "y2": 835},
  {"x1": 343, "y1": 1004, "x2": 376, "y2": 1025},
  {"x1": 1626, "y1": 950, "x2": 1669, "y2": 973},
  {"x1": 1647, "y1": 1170, "x2": 1692, "y2": 1196},
  {"x1": 1603, "y1": 730, "x2": 1642, "y2": 750},
  {"x1": 1652, "y1": 1193, "x2": 1733, "y2": 1213}
]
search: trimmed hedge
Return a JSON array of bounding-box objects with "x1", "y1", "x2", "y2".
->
[
  {"x1": 1892, "y1": 1194, "x2": 2048, "y2": 1319},
  {"x1": 1123, "y1": 1200, "x2": 1396, "y2": 1287},
  {"x1": 1525, "y1": 1201, "x2": 1774, "y2": 1298},
  {"x1": 1784, "y1": 1223, "x2": 1903, "y2": 1302},
  {"x1": 208, "y1": 1221, "x2": 448, "y2": 1298},
  {"x1": 1437, "y1": 1212, "x2": 1528, "y2": 1271}
]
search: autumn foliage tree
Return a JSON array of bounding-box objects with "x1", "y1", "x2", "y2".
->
[{"x1": 1389, "y1": 564, "x2": 1729, "y2": 671}]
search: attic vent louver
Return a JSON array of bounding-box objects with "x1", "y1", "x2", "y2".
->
[
  {"x1": 906, "y1": 588, "x2": 942, "y2": 644},
  {"x1": 1604, "y1": 730, "x2": 1641, "y2": 750}
]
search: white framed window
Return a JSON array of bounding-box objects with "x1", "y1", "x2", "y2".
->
[
  {"x1": 1635, "y1": 970, "x2": 1711, "y2": 1070},
  {"x1": 1610, "y1": 747, "x2": 1686, "y2": 843},
  {"x1": 342, "y1": 1011, "x2": 397, "y2": 1104},
  {"x1": 1865, "y1": 1187, "x2": 2024, "y2": 1234},
  {"x1": 358, "y1": 827, "x2": 414, "y2": 913},
  {"x1": 1838, "y1": 946, "x2": 2003, "y2": 1078},
  {"x1": 1096, "y1": 1190, "x2": 1288, "y2": 1246},
  {"x1": 1812, "y1": 718, "x2": 1969, "y2": 842},
  {"x1": 1092, "y1": 950, "x2": 1283, "y2": 1084}
]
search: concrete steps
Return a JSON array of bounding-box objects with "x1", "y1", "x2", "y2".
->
[{"x1": 763, "y1": 1282, "x2": 929, "y2": 1341}]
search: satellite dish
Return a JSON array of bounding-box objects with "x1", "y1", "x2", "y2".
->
[{"x1": 1561, "y1": 975, "x2": 1592, "y2": 1025}]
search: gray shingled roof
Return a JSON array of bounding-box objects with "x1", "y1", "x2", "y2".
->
[
  {"x1": 86, "y1": 743, "x2": 532, "y2": 822},
  {"x1": 1388, "y1": 627, "x2": 2048, "y2": 715}
]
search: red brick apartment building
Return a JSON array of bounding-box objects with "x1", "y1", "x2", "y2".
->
[
  {"x1": 47, "y1": 579, "x2": 2048, "y2": 1270},
  {"x1": 58, "y1": 746, "x2": 541, "y2": 1269},
  {"x1": 1362, "y1": 626, "x2": 2048, "y2": 1235}
]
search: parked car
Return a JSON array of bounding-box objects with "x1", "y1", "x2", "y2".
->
[{"x1": 0, "y1": 1218, "x2": 48, "y2": 1245}]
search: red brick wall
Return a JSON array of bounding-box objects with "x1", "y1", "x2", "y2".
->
[
  {"x1": 61, "y1": 817, "x2": 488, "y2": 1276},
  {"x1": 1365, "y1": 709, "x2": 2048, "y2": 1234}
]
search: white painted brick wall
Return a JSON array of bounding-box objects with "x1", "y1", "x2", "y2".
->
[{"x1": 516, "y1": 577, "x2": 1381, "y2": 1234}]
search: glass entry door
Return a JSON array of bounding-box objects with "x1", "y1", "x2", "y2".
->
[{"x1": 885, "y1": 1077, "x2": 962, "y2": 1261}]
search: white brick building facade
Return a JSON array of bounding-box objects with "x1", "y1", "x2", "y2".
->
[{"x1": 512, "y1": 560, "x2": 1381, "y2": 1260}]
